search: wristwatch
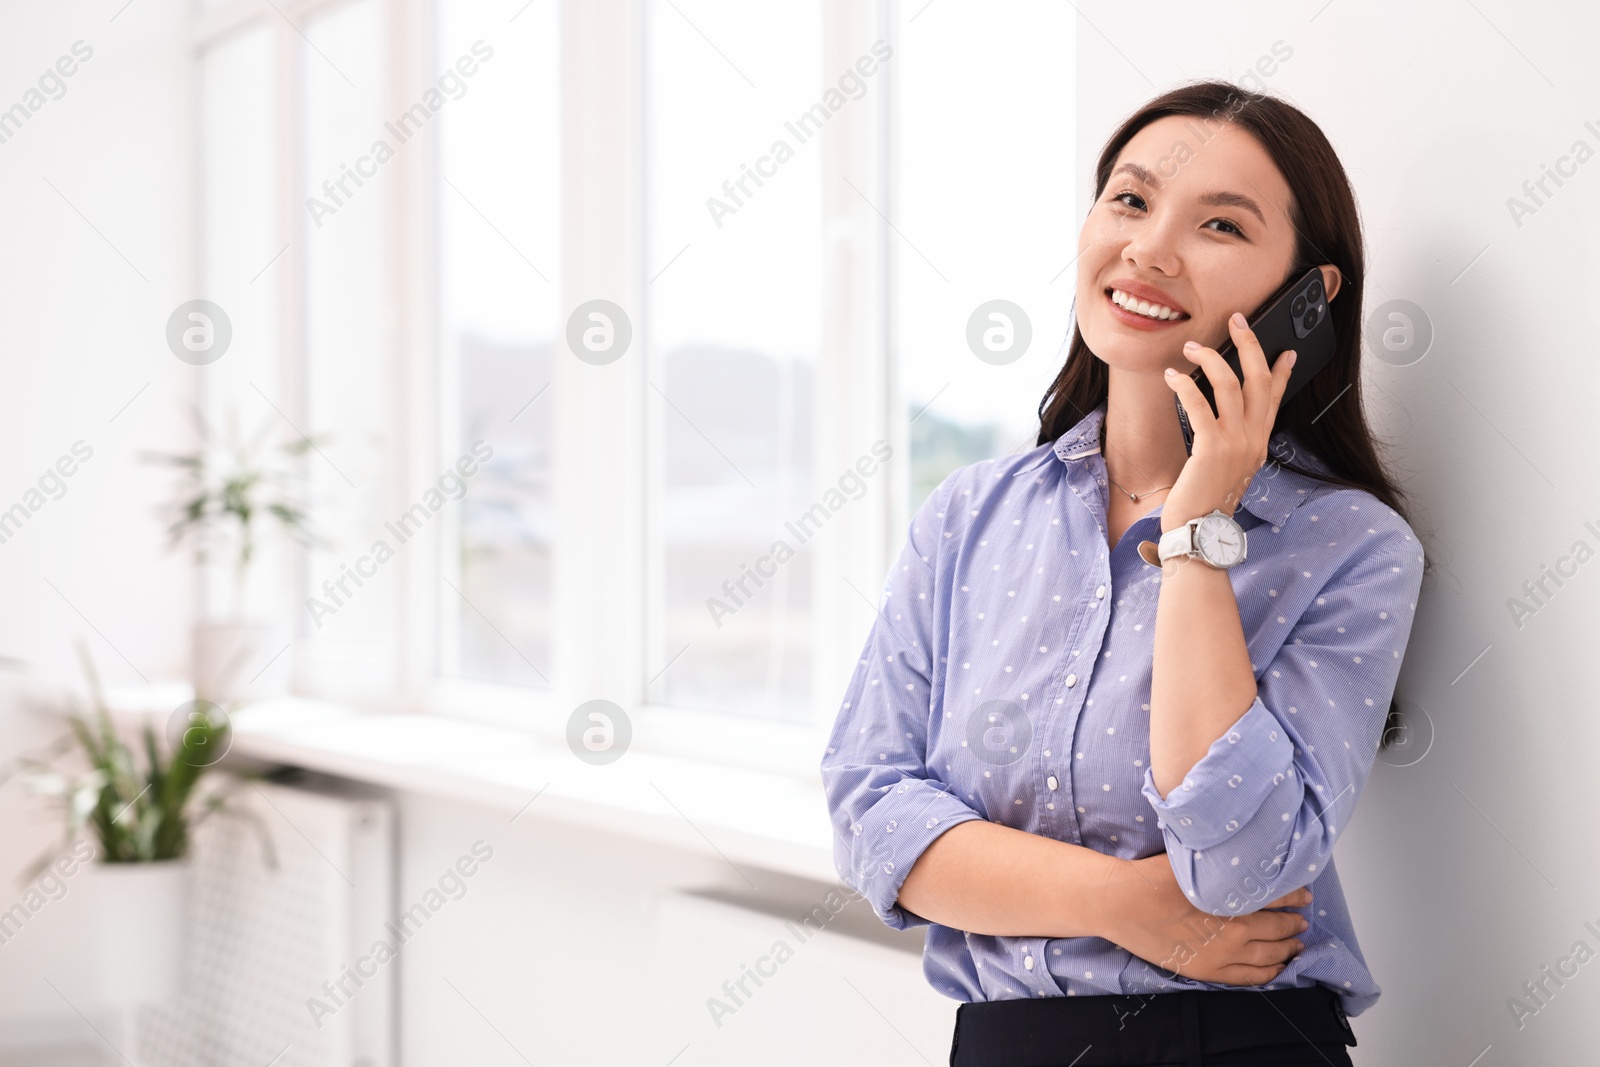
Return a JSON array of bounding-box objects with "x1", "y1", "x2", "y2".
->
[{"x1": 1154, "y1": 508, "x2": 1248, "y2": 569}]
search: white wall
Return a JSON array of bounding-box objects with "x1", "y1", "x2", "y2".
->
[
  {"x1": 0, "y1": 3, "x2": 197, "y2": 680},
  {"x1": 0, "y1": 0, "x2": 195, "y2": 1046},
  {"x1": 394, "y1": 793, "x2": 953, "y2": 1066},
  {"x1": 1076, "y1": 3, "x2": 1600, "y2": 1062}
]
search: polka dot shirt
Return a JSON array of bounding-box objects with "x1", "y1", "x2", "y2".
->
[{"x1": 819, "y1": 399, "x2": 1424, "y2": 1018}]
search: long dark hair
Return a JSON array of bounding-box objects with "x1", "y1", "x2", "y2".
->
[{"x1": 1038, "y1": 80, "x2": 1429, "y2": 747}]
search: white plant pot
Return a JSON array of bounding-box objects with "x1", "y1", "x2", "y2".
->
[
  {"x1": 192, "y1": 618, "x2": 277, "y2": 704},
  {"x1": 84, "y1": 858, "x2": 192, "y2": 1007}
]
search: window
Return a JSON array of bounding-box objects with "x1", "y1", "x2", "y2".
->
[
  {"x1": 893, "y1": 3, "x2": 1076, "y2": 516},
  {"x1": 435, "y1": 0, "x2": 561, "y2": 688},
  {"x1": 644, "y1": 0, "x2": 824, "y2": 724},
  {"x1": 189, "y1": 1, "x2": 1073, "y2": 749},
  {"x1": 197, "y1": 24, "x2": 282, "y2": 632},
  {"x1": 297, "y1": 0, "x2": 396, "y2": 695}
]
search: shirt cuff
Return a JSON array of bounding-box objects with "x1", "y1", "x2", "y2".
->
[
  {"x1": 842, "y1": 778, "x2": 986, "y2": 931},
  {"x1": 1139, "y1": 695, "x2": 1295, "y2": 852}
]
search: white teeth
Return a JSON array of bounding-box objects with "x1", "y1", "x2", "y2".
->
[{"x1": 1110, "y1": 289, "x2": 1183, "y2": 320}]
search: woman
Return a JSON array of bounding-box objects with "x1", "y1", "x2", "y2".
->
[{"x1": 819, "y1": 81, "x2": 1428, "y2": 1066}]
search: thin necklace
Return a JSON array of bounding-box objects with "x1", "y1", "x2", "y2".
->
[{"x1": 1100, "y1": 424, "x2": 1175, "y2": 503}]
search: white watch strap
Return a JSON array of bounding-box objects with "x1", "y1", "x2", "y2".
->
[{"x1": 1157, "y1": 523, "x2": 1196, "y2": 563}]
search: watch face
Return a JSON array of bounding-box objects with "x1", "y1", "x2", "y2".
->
[{"x1": 1195, "y1": 513, "x2": 1246, "y2": 567}]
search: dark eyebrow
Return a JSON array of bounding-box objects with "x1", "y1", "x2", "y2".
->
[{"x1": 1109, "y1": 162, "x2": 1267, "y2": 226}]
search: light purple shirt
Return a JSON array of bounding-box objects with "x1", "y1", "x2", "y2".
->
[{"x1": 819, "y1": 398, "x2": 1424, "y2": 1017}]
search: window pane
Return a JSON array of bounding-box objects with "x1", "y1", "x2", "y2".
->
[
  {"x1": 299, "y1": 0, "x2": 394, "y2": 692},
  {"x1": 645, "y1": 0, "x2": 823, "y2": 723},
  {"x1": 437, "y1": 0, "x2": 560, "y2": 687},
  {"x1": 197, "y1": 25, "x2": 282, "y2": 628},
  {"x1": 896, "y1": 4, "x2": 1075, "y2": 515}
]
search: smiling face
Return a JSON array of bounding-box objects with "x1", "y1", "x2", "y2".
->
[{"x1": 1076, "y1": 114, "x2": 1316, "y2": 374}]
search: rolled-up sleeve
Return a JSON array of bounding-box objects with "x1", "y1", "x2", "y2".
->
[
  {"x1": 1140, "y1": 506, "x2": 1426, "y2": 915},
  {"x1": 819, "y1": 473, "x2": 985, "y2": 931}
]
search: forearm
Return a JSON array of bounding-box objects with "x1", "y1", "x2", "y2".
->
[
  {"x1": 895, "y1": 819, "x2": 1133, "y2": 939},
  {"x1": 1149, "y1": 549, "x2": 1258, "y2": 798}
]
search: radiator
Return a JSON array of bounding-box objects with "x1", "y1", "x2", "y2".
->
[{"x1": 137, "y1": 771, "x2": 395, "y2": 1067}]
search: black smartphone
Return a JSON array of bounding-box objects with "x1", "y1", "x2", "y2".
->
[{"x1": 1174, "y1": 265, "x2": 1335, "y2": 455}]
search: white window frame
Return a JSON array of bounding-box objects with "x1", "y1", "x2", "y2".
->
[{"x1": 192, "y1": 0, "x2": 905, "y2": 781}]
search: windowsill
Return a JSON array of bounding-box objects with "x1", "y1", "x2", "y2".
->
[
  {"x1": 79, "y1": 682, "x2": 839, "y2": 883},
  {"x1": 168, "y1": 693, "x2": 840, "y2": 885},
  {"x1": 418, "y1": 676, "x2": 835, "y2": 781}
]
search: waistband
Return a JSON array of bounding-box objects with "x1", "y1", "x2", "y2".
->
[{"x1": 949, "y1": 984, "x2": 1356, "y2": 1067}]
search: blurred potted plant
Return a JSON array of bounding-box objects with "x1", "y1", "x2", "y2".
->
[
  {"x1": 143, "y1": 406, "x2": 323, "y2": 704},
  {"x1": 8, "y1": 643, "x2": 273, "y2": 1011}
]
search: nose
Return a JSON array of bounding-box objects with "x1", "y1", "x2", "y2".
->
[{"x1": 1119, "y1": 215, "x2": 1182, "y2": 277}]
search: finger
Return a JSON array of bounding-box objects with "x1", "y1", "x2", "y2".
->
[
  {"x1": 1182, "y1": 342, "x2": 1245, "y2": 425},
  {"x1": 1244, "y1": 909, "x2": 1310, "y2": 942},
  {"x1": 1223, "y1": 312, "x2": 1281, "y2": 449},
  {"x1": 1267, "y1": 349, "x2": 1298, "y2": 424},
  {"x1": 1264, "y1": 886, "x2": 1313, "y2": 909},
  {"x1": 1164, "y1": 364, "x2": 1218, "y2": 438},
  {"x1": 1246, "y1": 936, "x2": 1305, "y2": 967},
  {"x1": 1228, "y1": 311, "x2": 1273, "y2": 397}
]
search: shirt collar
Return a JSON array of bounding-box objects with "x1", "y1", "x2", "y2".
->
[{"x1": 1012, "y1": 399, "x2": 1333, "y2": 528}]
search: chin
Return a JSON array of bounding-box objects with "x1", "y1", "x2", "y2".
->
[{"x1": 1082, "y1": 323, "x2": 1177, "y2": 371}]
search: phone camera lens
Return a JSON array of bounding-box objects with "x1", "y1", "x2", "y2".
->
[
  {"x1": 1303, "y1": 306, "x2": 1320, "y2": 329},
  {"x1": 1291, "y1": 295, "x2": 1307, "y2": 317},
  {"x1": 1307, "y1": 279, "x2": 1322, "y2": 300}
]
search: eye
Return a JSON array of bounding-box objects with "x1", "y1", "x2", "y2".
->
[{"x1": 1109, "y1": 190, "x2": 1246, "y2": 237}]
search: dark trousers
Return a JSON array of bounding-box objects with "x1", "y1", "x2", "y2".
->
[{"x1": 949, "y1": 985, "x2": 1357, "y2": 1067}]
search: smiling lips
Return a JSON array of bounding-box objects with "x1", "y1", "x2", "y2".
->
[
  {"x1": 1109, "y1": 287, "x2": 1185, "y2": 319},
  {"x1": 1104, "y1": 287, "x2": 1191, "y2": 330}
]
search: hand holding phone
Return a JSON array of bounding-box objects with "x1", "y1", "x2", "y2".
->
[{"x1": 1174, "y1": 266, "x2": 1335, "y2": 455}]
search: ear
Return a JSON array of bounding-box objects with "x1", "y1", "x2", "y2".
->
[{"x1": 1317, "y1": 264, "x2": 1344, "y2": 304}]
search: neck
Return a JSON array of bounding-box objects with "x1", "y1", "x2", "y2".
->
[{"x1": 1101, "y1": 366, "x2": 1190, "y2": 497}]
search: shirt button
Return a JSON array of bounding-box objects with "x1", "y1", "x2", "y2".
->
[
  {"x1": 1065, "y1": 673, "x2": 1078, "y2": 687},
  {"x1": 1047, "y1": 775, "x2": 1059, "y2": 790},
  {"x1": 1096, "y1": 585, "x2": 1106, "y2": 599},
  {"x1": 1024, "y1": 955, "x2": 1035, "y2": 970}
]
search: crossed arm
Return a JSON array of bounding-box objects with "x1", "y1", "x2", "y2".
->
[
  {"x1": 895, "y1": 819, "x2": 1312, "y2": 986},
  {"x1": 820, "y1": 476, "x2": 1421, "y2": 975}
]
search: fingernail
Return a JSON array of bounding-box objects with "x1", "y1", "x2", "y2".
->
[
  {"x1": 1183, "y1": 340, "x2": 1199, "y2": 350},
  {"x1": 1230, "y1": 312, "x2": 1247, "y2": 328},
  {"x1": 1285, "y1": 350, "x2": 1298, "y2": 366},
  {"x1": 1164, "y1": 367, "x2": 1177, "y2": 376}
]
